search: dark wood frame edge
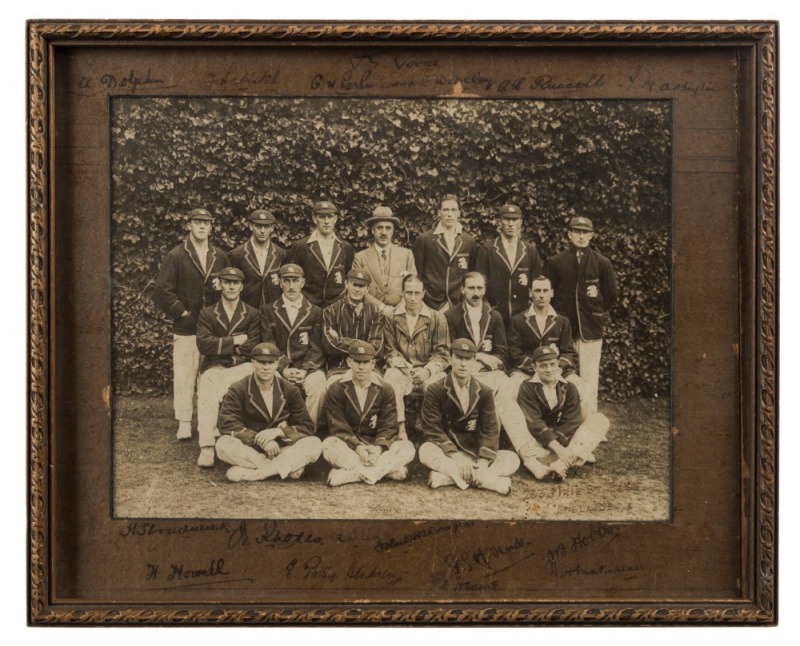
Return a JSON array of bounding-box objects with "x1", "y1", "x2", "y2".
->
[{"x1": 26, "y1": 20, "x2": 778, "y2": 625}]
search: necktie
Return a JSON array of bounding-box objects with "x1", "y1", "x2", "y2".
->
[{"x1": 576, "y1": 251, "x2": 583, "y2": 266}]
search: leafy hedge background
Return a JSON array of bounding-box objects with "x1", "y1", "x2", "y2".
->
[{"x1": 111, "y1": 97, "x2": 671, "y2": 400}]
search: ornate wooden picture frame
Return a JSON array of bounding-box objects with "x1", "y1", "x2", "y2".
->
[{"x1": 28, "y1": 20, "x2": 778, "y2": 625}]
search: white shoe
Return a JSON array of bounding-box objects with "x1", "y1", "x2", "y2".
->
[
  {"x1": 428, "y1": 471, "x2": 456, "y2": 489},
  {"x1": 327, "y1": 468, "x2": 362, "y2": 487},
  {"x1": 176, "y1": 421, "x2": 192, "y2": 440},
  {"x1": 523, "y1": 457, "x2": 552, "y2": 480},
  {"x1": 549, "y1": 459, "x2": 569, "y2": 481},
  {"x1": 473, "y1": 473, "x2": 511, "y2": 495},
  {"x1": 197, "y1": 447, "x2": 215, "y2": 468},
  {"x1": 287, "y1": 467, "x2": 305, "y2": 480},
  {"x1": 384, "y1": 466, "x2": 409, "y2": 481},
  {"x1": 226, "y1": 466, "x2": 270, "y2": 482}
]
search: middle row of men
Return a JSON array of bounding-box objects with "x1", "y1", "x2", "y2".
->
[{"x1": 196, "y1": 262, "x2": 609, "y2": 492}]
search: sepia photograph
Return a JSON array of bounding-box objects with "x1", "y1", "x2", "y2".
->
[
  {"x1": 110, "y1": 96, "x2": 672, "y2": 520},
  {"x1": 28, "y1": 17, "x2": 776, "y2": 625}
]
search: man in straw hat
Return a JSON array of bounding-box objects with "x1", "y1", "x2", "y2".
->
[{"x1": 352, "y1": 205, "x2": 417, "y2": 314}]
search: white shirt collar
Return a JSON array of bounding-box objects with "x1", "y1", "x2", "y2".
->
[
  {"x1": 525, "y1": 304, "x2": 558, "y2": 318},
  {"x1": 394, "y1": 301, "x2": 433, "y2": 319},
  {"x1": 529, "y1": 373, "x2": 568, "y2": 385},
  {"x1": 308, "y1": 229, "x2": 339, "y2": 244},
  {"x1": 282, "y1": 295, "x2": 302, "y2": 309},
  {"x1": 433, "y1": 221, "x2": 464, "y2": 235},
  {"x1": 340, "y1": 371, "x2": 383, "y2": 386}
]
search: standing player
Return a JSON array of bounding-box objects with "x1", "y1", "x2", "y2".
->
[
  {"x1": 228, "y1": 209, "x2": 286, "y2": 309},
  {"x1": 286, "y1": 200, "x2": 354, "y2": 307},
  {"x1": 413, "y1": 194, "x2": 478, "y2": 312},
  {"x1": 153, "y1": 208, "x2": 228, "y2": 440},
  {"x1": 474, "y1": 203, "x2": 544, "y2": 328},
  {"x1": 547, "y1": 216, "x2": 617, "y2": 415}
]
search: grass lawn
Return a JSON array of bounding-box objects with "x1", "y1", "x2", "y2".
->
[{"x1": 113, "y1": 395, "x2": 670, "y2": 521}]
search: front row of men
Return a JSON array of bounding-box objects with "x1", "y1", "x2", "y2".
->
[
  {"x1": 194, "y1": 258, "x2": 610, "y2": 493},
  {"x1": 212, "y1": 337, "x2": 608, "y2": 493}
]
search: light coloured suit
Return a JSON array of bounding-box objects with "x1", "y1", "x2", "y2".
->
[{"x1": 352, "y1": 243, "x2": 417, "y2": 310}]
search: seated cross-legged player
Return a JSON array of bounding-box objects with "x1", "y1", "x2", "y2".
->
[
  {"x1": 418, "y1": 339, "x2": 521, "y2": 495},
  {"x1": 322, "y1": 340, "x2": 415, "y2": 486},
  {"x1": 516, "y1": 345, "x2": 610, "y2": 480},
  {"x1": 215, "y1": 343, "x2": 322, "y2": 482}
]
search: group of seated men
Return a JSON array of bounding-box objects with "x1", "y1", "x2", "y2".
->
[{"x1": 153, "y1": 196, "x2": 616, "y2": 494}]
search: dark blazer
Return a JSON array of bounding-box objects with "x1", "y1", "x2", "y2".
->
[
  {"x1": 508, "y1": 307, "x2": 578, "y2": 377},
  {"x1": 444, "y1": 301, "x2": 508, "y2": 371},
  {"x1": 420, "y1": 374, "x2": 499, "y2": 461},
  {"x1": 196, "y1": 299, "x2": 261, "y2": 373},
  {"x1": 413, "y1": 228, "x2": 478, "y2": 310},
  {"x1": 325, "y1": 374, "x2": 399, "y2": 449},
  {"x1": 259, "y1": 297, "x2": 325, "y2": 372},
  {"x1": 322, "y1": 298, "x2": 385, "y2": 373},
  {"x1": 217, "y1": 374, "x2": 314, "y2": 447},
  {"x1": 286, "y1": 233, "x2": 355, "y2": 307},
  {"x1": 546, "y1": 246, "x2": 617, "y2": 341},
  {"x1": 228, "y1": 238, "x2": 287, "y2": 309},
  {"x1": 153, "y1": 237, "x2": 228, "y2": 335},
  {"x1": 474, "y1": 236, "x2": 544, "y2": 327},
  {"x1": 517, "y1": 377, "x2": 583, "y2": 448}
]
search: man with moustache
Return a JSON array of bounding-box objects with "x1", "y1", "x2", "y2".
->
[
  {"x1": 546, "y1": 216, "x2": 617, "y2": 415},
  {"x1": 475, "y1": 203, "x2": 545, "y2": 328},
  {"x1": 154, "y1": 208, "x2": 228, "y2": 441},
  {"x1": 322, "y1": 269, "x2": 384, "y2": 381},
  {"x1": 194, "y1": 267, "x2": 261, "y2": 467},
  {"x1": 352, "y1": 205, "x2": 417, "y2": 315},
  {"x1": 382, "y1": 274, "x2": 450, "y2": 437},
  {"x1": 228, "y1": 209, "x2": 286, "y2": 309},
  {"x1": 321, "y1": 341, "x2": 415, "y2": 486},
  {"x1": 259, "y1": 264, "x2": 327, "y2": 425},
  {"x1": 445, "y1": 272, "x2": 553, "y2": 480},
  {"x1": 418, "y1": 339, "x2": 521, "y2": 495},
  {"x1": 413, "y1": 194, "x2": 478, "y2": 312},
  {"x1": 215, "y1": 343, "x2": 322, "y2": 483},
  {"x1": 516, "y1": 346, "x2": 610, "y2": 481},
  {"x1": 286, "y1": 200, "x2": 354, "y2": 307}
]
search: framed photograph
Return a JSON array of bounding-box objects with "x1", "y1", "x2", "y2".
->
[{"x1": 28, "y1": 20, "x2": 777, "y2": 624}]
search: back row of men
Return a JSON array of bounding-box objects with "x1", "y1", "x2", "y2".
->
[{"x1": 153, "y1": 196, "x2": 618, "y2": 489}]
